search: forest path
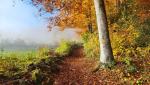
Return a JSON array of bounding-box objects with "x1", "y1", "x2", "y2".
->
[{"x1": 52, "y1": 48, "x2": 118, "y2": 85}]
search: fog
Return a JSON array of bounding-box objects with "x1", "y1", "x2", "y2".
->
[{"x1": 0, "y1": 27, "x2": 80, "y2": 50}]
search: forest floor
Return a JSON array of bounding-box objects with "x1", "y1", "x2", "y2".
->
[{"x1": 52, "y1": 48, "x2": 150, "y2": 85}]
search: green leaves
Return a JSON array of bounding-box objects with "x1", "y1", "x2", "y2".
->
[
  {"x1": 82, "y1": 32, "x2": 100, "y2": 58},
  {"x1": 55, "y1": 41, "x2": 72, "y2": 56},
  {"x1": 55, "y1": 40, "x2": 82, "y2": 56}
]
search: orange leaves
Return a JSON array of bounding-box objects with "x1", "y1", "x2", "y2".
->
[
  {"x1": 55, "y1": 0, "x2": 97, "y2": 31},
  {"x1": 31, "y1": 0, "x2": 98, "y2": 33}
]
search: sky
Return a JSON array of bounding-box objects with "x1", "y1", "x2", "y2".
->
[{"x1": 0, "y1": 0, "x2": 79, "y2": 45}]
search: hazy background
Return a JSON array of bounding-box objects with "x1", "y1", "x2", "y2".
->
[{"x1": 0, "y1": 0, "x2": 79, "y2": 50}]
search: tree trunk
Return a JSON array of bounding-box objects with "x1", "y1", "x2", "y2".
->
[{"x1": 93, "y1": 0, "x2": 114, "y2": 64}]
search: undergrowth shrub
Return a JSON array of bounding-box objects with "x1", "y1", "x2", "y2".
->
[
  {"x1": 126, "y1": 65, "x2": 137, "y2": 73},
  {"x1": 121, "y1": 56, "x2": 137, "y2": 74},
  {"x1": 81, "y1": 32, "x2": 100, "y2": 58},
  {"x1": 55, "y1": 41, "x2": 72, "y2": 56},
  {"x1": 135, "y1": 18, "x2": 150, "y2": 47},
  {"x1": 55, "y1": 40, "x2": 82, "y2": 56}
]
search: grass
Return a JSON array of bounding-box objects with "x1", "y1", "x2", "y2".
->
[{"x1": 0, "y1": 48, "x2": 50, "y2": 78}]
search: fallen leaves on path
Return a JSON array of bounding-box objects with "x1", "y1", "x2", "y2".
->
[
  {"x1": 52, "y1": 48, "x2": 150, "y2": 85},
  {"x1": 53, "y1": 48, "x2": 121, "y2": 85}
]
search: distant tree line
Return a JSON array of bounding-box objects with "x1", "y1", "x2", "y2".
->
[{"x1": 0, "y1": 39, "x2": 55, "y2": 51}]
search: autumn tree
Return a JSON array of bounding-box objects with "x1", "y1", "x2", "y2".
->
[{"x1": 30, "y1": 0, "x2": 114, "y2": 65}]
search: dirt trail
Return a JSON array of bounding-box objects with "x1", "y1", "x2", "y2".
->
[
  {"x1": 54, "y1": 48, "x2": 124, "y2": 85},
  {"x1": 53, "y1": 48, "x2": 97, "y2": 85},
  {"x1": 52, "y1": 48, "x2": 120, "y2": 85}
]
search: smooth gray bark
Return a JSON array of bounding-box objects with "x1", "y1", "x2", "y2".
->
[{"x1": 94, "y1": 0, "x2": 114, "y2": 64}]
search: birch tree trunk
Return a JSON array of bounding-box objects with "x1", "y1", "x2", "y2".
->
[{"x1": 93, "y1": 0, "x2": 114, "y2": 64}]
